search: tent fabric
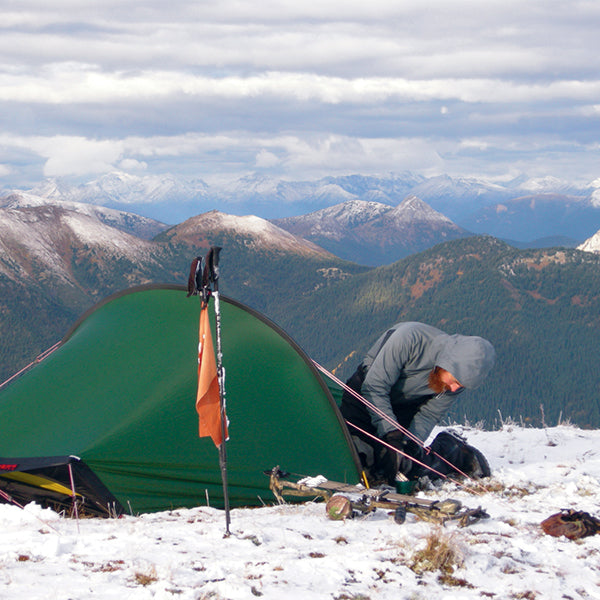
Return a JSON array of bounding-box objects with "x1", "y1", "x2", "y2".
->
[
  {"x1": 0, "y1": 284, "x2": 361, "y2": 514},
  {"x1": 0, "y1": 455, "x2": 123, "y2": 517}
]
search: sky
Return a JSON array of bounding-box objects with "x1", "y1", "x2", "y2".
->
[
  {"x1": 2, "y1": 0, "x2": 600, "y2": 190},
  {"x1": 1, "y1": 424, "x2": 600, "y2": 599}
]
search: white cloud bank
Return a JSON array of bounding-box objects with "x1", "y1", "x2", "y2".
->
[
  {"x1": 1, "y1": 67, "x2": 600, "y2": 106},
  {"x1": 1, "y1": 0, "x2": 600, "y2": 187}
]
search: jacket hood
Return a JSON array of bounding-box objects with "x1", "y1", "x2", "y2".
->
[{"x1": 434, "y1": 334, "x2": 495, "y2": 389}]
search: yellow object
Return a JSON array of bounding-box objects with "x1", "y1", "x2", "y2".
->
[{"x1": 0, "y1": 471, "x2": 80, "y2": 497}]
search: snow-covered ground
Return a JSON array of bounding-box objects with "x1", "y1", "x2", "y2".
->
[{"x1": 1, "y1": 424, "x2": 600, "y2": 600}]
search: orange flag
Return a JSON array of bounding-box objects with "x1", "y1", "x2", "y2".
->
[{"x1": 196, "y1": 304, "x2": 226, "y2": 446}]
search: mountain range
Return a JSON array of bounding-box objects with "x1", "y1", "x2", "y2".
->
[
  {"x1": 0, "y1": 196, "x2": 368, "y2": 384},
  {"x1": 272, "y1": 196, "x2": 470, "y2": 265},
  {"x1": 5, "y1": 171, "x2": 600, "y2": 244},
  {"x1": 2, "y1": 190, "x2": 600, "y2": 430}
]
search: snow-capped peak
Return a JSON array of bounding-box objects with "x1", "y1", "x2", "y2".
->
[
  {"x1": 390, "y1": 195, "x2": 453, "y2": 223},
  {"x1": 172, "y1": 210, "x2": 332, "y2": 256},
  {"x1": 1, "y1": 191, "x2": 167, "y2": 239},
  {"x1": 578, "y1": 229, "x2": 600, "y2": 254},
  {"x1": 0, "y1": 204, "x2": 154, "y2": 283}
]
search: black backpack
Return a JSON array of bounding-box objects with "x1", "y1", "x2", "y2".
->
[{"x1": 420, "y1": 429, "x2": 491, "y2": 480}]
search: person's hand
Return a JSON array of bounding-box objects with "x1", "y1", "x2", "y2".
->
[{"x1": 383, "y1": 430, "x2": 423, "y2": 477}]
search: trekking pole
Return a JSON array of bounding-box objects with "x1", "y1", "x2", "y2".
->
[
  {"x1": 188, "y1": 248, "x2": 231, "y2": 535},
  {"x1": 205, "y1": 247, "x2": 231, "y2": 535}
]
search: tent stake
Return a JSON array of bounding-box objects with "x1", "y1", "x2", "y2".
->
[{"x1": 67, "y1": 462, "x2": 80, "y2": 532}]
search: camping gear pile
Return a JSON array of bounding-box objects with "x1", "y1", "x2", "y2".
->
[{"x1": 267, "y1": 467, "x2": 489, "y2": 526}]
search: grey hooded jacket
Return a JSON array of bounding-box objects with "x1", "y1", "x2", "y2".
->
[{"x1": 360, "y1": 322, "x2": 495, "y2": 441}]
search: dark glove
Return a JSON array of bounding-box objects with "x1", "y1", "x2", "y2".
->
[{"x1": 382, "y1": 431, "x2": 424, "y2": 481}]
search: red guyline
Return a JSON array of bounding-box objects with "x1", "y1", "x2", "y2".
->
[{"x1": 313, "y1": 361, "x2": 484, "y2": 491}]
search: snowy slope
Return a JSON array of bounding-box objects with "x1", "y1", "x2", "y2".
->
[
  {"x1": 31, "y1": 172, "x2": 210, "y2": 207},
  {"x1": 1, "y1": 424, "x2": 599, "y2": 600},
  {"x1": 578, "y1": 229, "x2": 600, "y2": 254},
  {"x1": 0, "y1": 205, "x2": 158, "y2": 283},
  {"x1": 274, "y1": 197, "x2": 454, "y2": 235},
  {"x1": 165, "y1": 209, "x2": 334, "y2": 257},
  {"x1": 1, "y1": 191, "x2": 168, "y2": 240},
  {"x1": 272, "y1": 197, "x2": 468, "y2": 265}
]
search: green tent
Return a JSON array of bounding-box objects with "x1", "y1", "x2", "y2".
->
[{"x1": 0, "y1": 284, "x2": 360, "y2": 516}]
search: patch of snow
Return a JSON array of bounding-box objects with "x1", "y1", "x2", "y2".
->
[
  {"x1": 0, "y1": 208, "x2": 73, "y2": 282},
  {"x1": 181, "y1": 211, "x2": 330, "y2": 255},
  {"x1": 1, "y1": 425, "x2": 599, "y2": 599},
  {"x1": 390, "y1": 195, "x2": 453, "y2": 224},
  {"x1": 0, "y1": 206, "x2": 155, "y2": 282},
  {"x1": 61, "y1": 212, "x2": 152, "y2": 257},
  {"x1": 578, "y1": 229, "x2": 600, "y2": 254},
  {"x1": 2, "y1": 191, "x2": 167, "y2": 238},
  {"x1": 516, "y1": 176, "x2": 573, "y2": 194}
]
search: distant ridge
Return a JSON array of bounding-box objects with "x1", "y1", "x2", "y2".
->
[
  {"x1": 0, "y1": 191, "x2": 168, "y2": 240},
  {"x1": 272, "y1": 196, "x2": 470, "y2": 265},
  {"x1": 7, "y1": 169, "x2": 599, "y2": 241},
  {"x1": 159, "y1": 209, "x2": 334, "y2": 257},
  {"x1": 2, "y1": 199, "x2": 600, "y2": 429},
  {"x1": 460, "y1": 193, "x2": 600, "y2": 242}
]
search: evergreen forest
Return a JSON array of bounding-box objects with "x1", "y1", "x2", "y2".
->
[{"x1": 2, "y1": 233, "x2": 600, "y2": 430}]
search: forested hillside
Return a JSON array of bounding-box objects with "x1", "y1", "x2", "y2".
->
[
  {"x1": 0, "y1": 215, "x2": 368, "y2": 384},
  {"x1": 3, "y1": 224, "x2": 600, "y2": 430},
  {"x1": 269, "y1": 236, "x2": 600, "y2": 429}
]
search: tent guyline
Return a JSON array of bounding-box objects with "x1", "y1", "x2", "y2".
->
[
  {"x1": 313, "y1": 361, "x2": 485, "y2": 492},
  {"x1": 346, "y1": 421, "x2": 452, "y2": 482},
  {"x1": 0, "y1": 341, "x2": 61, "y2": 392}
]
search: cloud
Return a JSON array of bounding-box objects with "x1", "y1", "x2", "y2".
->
[
  {"x1": 0, "y1": 130, "x2": 444, "y2": 181},
  {"x1": 118, "y1": 158, "x2": 147, "y2": 171},
  {"x1": 1, "y1": 0, "x2": 600, "y2": 188},
  {"x1": 12, "y1": 135, "x2": 125, "y2": 177},
  {"x1": 0, "y1": 125, "x2": 598, "y2": 187},
  {"x1": 254, "y1": 149, "x2": 280, "y2": 168},
  {"x1": 2, "y1": 66, "x2": 600, "y2": 107}
]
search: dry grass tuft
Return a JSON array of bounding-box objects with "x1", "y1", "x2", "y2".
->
[
  {"x1": 410, "y1": 528, "x2": 463, "y2": 575},
  {"x1": 438, "y1": 573, "x2": 475, "y2": 588},
  {"x1": 462, "y1": 477, "x2": 541, "y2": 498},
  {"x1": 133, "y1": 565, "x2": 158, "y2": 586}
]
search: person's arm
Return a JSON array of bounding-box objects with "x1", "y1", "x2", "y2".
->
[
  {"x1": 360, "y1": 330, "x2": 415, "y2": 437},
  {"x1": 410, "y1": 392, "x2": 460, "y2": 441}
]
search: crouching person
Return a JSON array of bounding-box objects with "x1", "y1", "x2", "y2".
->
[{"x1": 340, "y1": 321, "x2": 495, "y2": 485}]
